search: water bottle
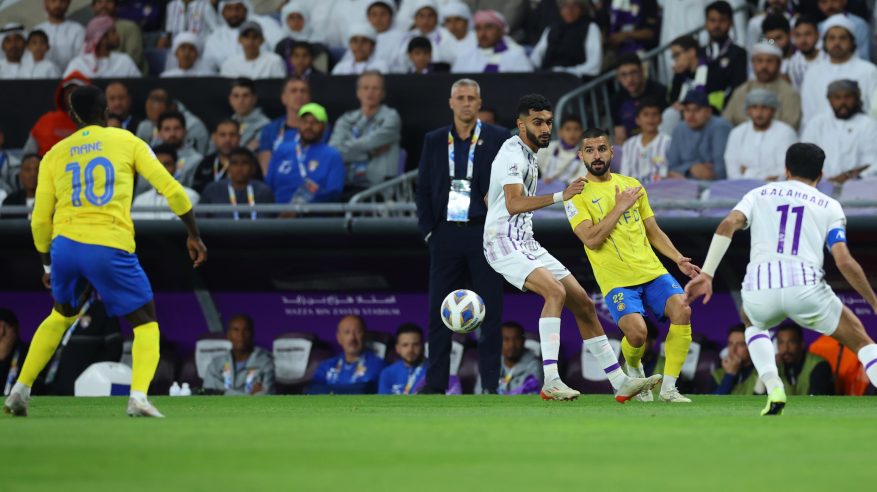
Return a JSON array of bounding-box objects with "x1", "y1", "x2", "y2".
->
[
  {"x1": 180, "y1": 382, "x2": 192, "y2": 396},
  {"x1": 169, "y1": 381, "x2": 181, "y2": 396}
]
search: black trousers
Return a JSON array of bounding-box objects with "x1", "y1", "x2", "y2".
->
[{"x1": 425, "y1": 221, "x2": 504, "y2": 392}]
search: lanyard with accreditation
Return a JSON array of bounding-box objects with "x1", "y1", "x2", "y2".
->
[
  {"x1": 447, "y1": 119, "x2": 481, "y2": 222},
  {"x1": 227, "y1": 184, "x2": 256, "y2": 220}
]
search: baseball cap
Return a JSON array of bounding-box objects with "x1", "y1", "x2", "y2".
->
[
  {"x1": 682, "y1": 90, "x2": 710, "y2": 108},
  {"x1": 239, "y1": 20, "x2": 263, "y2": 38},
  {"x1": 299, "y1": 102, "x2": 328, "y2": 123}
]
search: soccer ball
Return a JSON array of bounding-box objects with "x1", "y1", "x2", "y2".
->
[{"x1": 441, "y1": 289, "x2": 486, "y2": 334}]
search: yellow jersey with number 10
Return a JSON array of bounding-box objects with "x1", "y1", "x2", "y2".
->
[
  {"x1": 565, "y1": 173, "x2": 667, "y2": 296},
  {"x1": 32, "y1": 125, "x2": 193, "y2": 254}
]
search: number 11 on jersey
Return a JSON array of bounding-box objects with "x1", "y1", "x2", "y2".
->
[{"x1": 776, "y1": 204, "x2": 804, "y2": 255}]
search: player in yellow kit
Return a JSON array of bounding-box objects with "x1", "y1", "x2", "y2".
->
[
  {"x1": 3, "y1": 86, "x2": 207, "y2": 418},
  {"x1": 564, "y1": 128, "x2": 700, "y2": 402}
]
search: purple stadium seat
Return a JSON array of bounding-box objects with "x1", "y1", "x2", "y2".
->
[
  {"x1": 642, "y1": 179, "x2": 700, "y2": 217},
  {"x1": 701, "y1": 179, "x2": 766, "y2": 217},
  {"x1": 144, "y1": 48, "x2": 168, "y2": 77},
  {"x1": 273, "y1": 332, "x2": 334, "y2": 394},
  {"x1": 839, "y1": 178, "x2": 877, "y2": 216},
  {"x1": 815, "y1": 180, "x2": 835, "y2": 197}
]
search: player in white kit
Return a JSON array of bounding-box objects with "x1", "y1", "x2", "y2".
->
[
  {"x1": 686, "y1": 143, "x2": 877, "y2": 415},
  {"x1": 483, "y1": 94, "x2": 662, "y2": 402}
]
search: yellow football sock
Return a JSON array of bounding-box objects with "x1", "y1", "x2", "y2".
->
[
  {"x1": 664, "y1": 324, "x2": 692, "y2": 378},
  {"x1": 18, "y1": 309, "x2": 77, "y2": 386},
  {"x1": 621, "y1": 336, "x2": 646, "y2": 369},
  {"x1": 131, "y1": 322, "x2": 160, "y2": 394}
]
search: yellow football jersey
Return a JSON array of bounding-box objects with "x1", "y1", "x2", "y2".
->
[
  {"x1": 32, "y1": 125, "x2": 193, "y2": 254},
  {"x1": 565, "y1": 173, "x2": 667, "y2": 295}
]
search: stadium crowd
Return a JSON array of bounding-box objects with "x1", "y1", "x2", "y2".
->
[{"x1": 3, "y1": 1, "x2": 877, "y2": 213}]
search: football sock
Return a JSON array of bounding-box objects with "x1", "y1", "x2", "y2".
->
[
  {"x1": 17, "y1": 309, "x2": 77, "y2": 387},
  {"x1": 539, "y1": 317, "x2": 561, "y2": 381},
  {"x1": 662, "y1": 323, "x2": 692, "y2": 393},
  {"x1": 621, "y1": 336, "x2": 645, "y2": 371},
  {"x1": 131, "y1": 322, "x2": 160, "y2": 395},
  {"x1": 584, "y1": 335, "x2": 626, "y2": 390},
  {"x1": 745, "y1": 326, "x2": 783, "y2": 393},
  {"x1": 857, "y1": 343, "x2": 877, "y2": 387}
]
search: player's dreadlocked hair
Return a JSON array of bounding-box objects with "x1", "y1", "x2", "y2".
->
[
  {"x1": 516, "y1": 94, "x2": 552, "y2": 118},
  {"x1": 67, "y1": 85, "x2": 107, "y2": 127}
]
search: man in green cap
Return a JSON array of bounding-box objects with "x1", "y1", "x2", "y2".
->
[{"x1": 265, "y1": 102, "x2": 345, "y2": 206}]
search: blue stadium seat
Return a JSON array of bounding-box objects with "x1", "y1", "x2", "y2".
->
[{"x1": 144, "y1": 47, "x2": 168, "y2": 76}]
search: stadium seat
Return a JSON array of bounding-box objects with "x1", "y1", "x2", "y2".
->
[
  {"x1": 533, "y1": 179, "x2": 567, "y2": 219},
  {"x1": 816, "y1": 180, "x2": 835, "y2": 197},
  {"x1": 365, "y1": 330, "x2": 393, "y2": 360},
  {"x1": 642, "y1": 180, "x2": 700, "y2": 217},
  {"x1": 839, "y1": 178, "x2": 877, "y2": 216},
  {"x1": 701, "y1": 179, "x2": 766, "y2": 217},
  {"x1": 458, "y1": 344, "x2": 480, "y2": 394},
  {"x1": 144, "y1": 47, "x2": 168, "y2": 76},
  {"x1": 523, "y1": 331, "x2": 541, "y2": 358},
  {"x1": 658, "y1": 334, "x2": 720, "y2": 394},
  {"x1": 121, "y1": 335, "x2": 179, "y2": 395},
  {"x1": 425, "y1": 336, "x2": 466, "y2": 392},
  {"x1": 564, "y1": 337, "x2": 622, "y2": 394},
  {"x1": 273, "y1": 332, "x2": 334, "y2": 394},
  {"x1": 178, "y1": 333, "x2": 231, "y2": 389}
]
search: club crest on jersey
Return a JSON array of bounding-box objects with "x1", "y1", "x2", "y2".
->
[{"x1": 565, "y1": 200, "x2": 578, "y2": 219}]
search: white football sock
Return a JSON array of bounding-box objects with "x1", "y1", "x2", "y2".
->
[
  {"x1": 11, "y1": 381, "x2": 30, "y2": 398},
  {"x1": 661, "y1": 375, "x2": 678, "y2": 394},
  {"x1": 539, "y1": 317, "x2": 561, "y2": 381},
  {"x1": 745, "y1": 327, "x2": 783, "y2": 393},
  {"x1": 583, "y1": 336, "x2": 626, "y2": 390},
  {"x1": 857, "y1": 344, "x2": 877, "y2": 387},
  {"x1": 130, "y1": 390, "x2": 148, "y2": 403}
]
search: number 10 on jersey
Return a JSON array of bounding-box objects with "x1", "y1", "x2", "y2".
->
[
  {"x1": 66, "y1": 157, "x2": 115, "y2": 207},
  {"x1": 776, "y1": 204, "x2": 804, "y2": 255}
]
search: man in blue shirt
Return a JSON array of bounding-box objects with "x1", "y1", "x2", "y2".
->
[
  {"x1": 666, "y1": 90, "x2": 731, "y2": 180},
  {"x1": 257, "y1": 78, "x2": 331, "y2": 175},
  {"x1": 379, "y1": 323, "x2": 428, "y2": 395},
  {"x1": 265, "y1": 103, "x2": 345, "y2": 205},
  {"x1": 307, "y1": 315, "x2": 386, "y2": 394}
]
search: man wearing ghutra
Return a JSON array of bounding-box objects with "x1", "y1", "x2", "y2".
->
[{"x1": 415, "y1": 79, "x2": 508, "y2": 394}]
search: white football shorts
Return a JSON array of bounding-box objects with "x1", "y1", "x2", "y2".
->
[
  {"x1": 485, "y1": 244, "x2": 570, "y2": 291},
  {"x1": 741, "y1": 282, "x2": 843, "y2": 335}
]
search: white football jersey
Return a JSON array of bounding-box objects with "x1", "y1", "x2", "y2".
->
[
  {"x1": 733, "y1": 180, "x2": 846, "y2": 291},
  {"x1": 483, "y1": 136, "x2": 540, "y2": 259}
]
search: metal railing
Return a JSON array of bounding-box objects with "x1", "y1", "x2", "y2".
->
[
  {"x1": 554, "y1": 6, "x2": 746, "y2": 130},
  {"x1": 344, "y1": 169, "x2": 419, "y2": 221}
]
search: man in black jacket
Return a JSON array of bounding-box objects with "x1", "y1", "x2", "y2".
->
[{"x1": 415, "y1": 78, "x2": 507, "y2": 394}]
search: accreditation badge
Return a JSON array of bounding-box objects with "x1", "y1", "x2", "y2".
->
[{"x1": 447, "y1": 179, "x2": 471, "y2": 222}]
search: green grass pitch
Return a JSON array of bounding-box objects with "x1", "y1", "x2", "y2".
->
[{"x1": 1, "y1": 395, "x2": 874, "y2": 492}]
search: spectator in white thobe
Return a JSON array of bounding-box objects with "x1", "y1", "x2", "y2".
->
[
  {"x1": 451, "y1": 10, "x2": 531, "y2": 73},
  {"x1": 332, "y1": 24, "x2": 390, "y2": 75},
  {"x1": 33, "y1": 0, "x2": 84, "y2": 71},
  {"x1": 63, "y1": 16, "x2": 140, "y2": 79},
  {"x1": 800, "y1": 14, "x2": 877, "y2": 125},
  {"x1": 220, "y1": 21, "x2": 286, "y2": 79},
  {"x1": 724, "y1": 89, "x2": 797, "y2": 181},
  {"x1": 801, "y1": 80, "x2": 877, "y2": 183}
]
